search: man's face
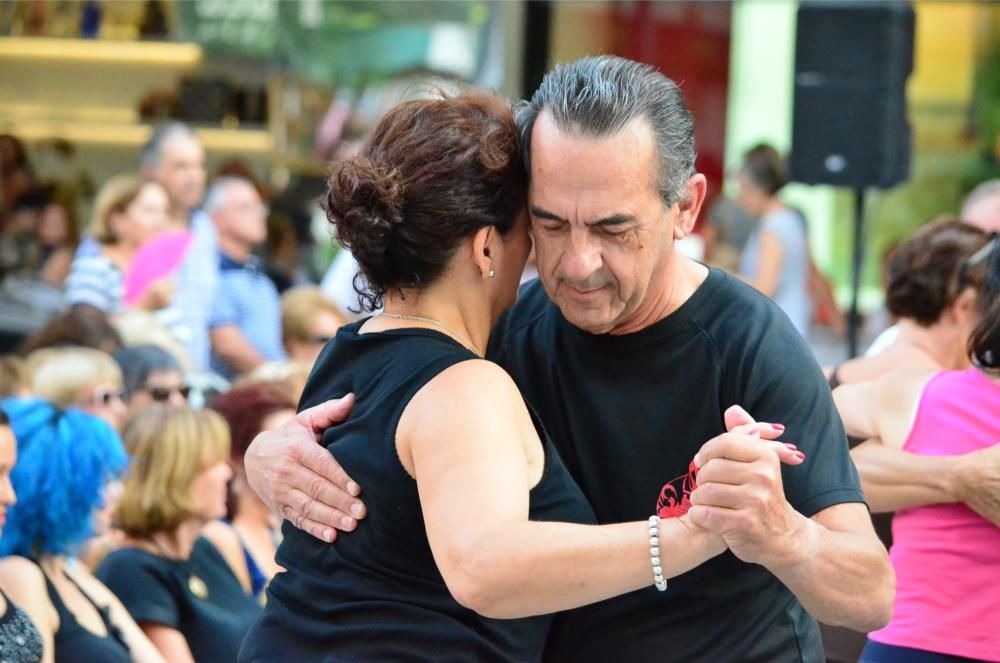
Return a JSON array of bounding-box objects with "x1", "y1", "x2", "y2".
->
[
  {"x1": 963, "y1": 194, "x2": 1000, "y2": 233},
  {"x1": 127, "y1": 369, "x2": 187, "y2": 417},
  {"x1": 215, "y1": 181, "x2": 267, "y2": 249},
  {"x1": 528, "y1": 112, "x2": 679, "y2": 335},
  {"x1": 153, "y1": 135, "x2": 206, "y2": 213}
]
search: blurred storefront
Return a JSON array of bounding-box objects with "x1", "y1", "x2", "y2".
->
[{"x1": 3, "y1": 0, "x2": 999, "y2": 311}]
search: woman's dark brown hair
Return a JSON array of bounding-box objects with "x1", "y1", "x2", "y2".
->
[
  {"x1": 886, "y1": 218, "x2": 988, "y2": 326},
  {"x1": 740, "y1": 143, "x2": 788, "y2": 196},
  {"x1": 208, "y1": 381, "x2": 297, "y2": 520},
  {"x1": 968, "y1": 237, "x2": 999, "y2": 371},
  {"x1": 19, "y1": 303, "x2": 123, "y2": 356},
  {"x1": 325, "y1": 90, "x2": 528, "y2": 311}
]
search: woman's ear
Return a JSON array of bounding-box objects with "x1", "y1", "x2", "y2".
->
[
  {"x1": 471, "y1": 226, "x2": 496, "y2": 280},
  {"x1": 949, "y1": 287, "x2": 979, "y2": 326},
  {"x1": 107, "y1": 211, "x2": 124, "y2": 241}
]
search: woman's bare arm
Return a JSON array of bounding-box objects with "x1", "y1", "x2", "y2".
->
[{"x1": 398, "y1": 360, "x2": 799, "y2": 619}]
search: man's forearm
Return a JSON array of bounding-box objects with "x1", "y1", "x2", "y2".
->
[
  {"x1": 210, "y1": 326, "x2": 265, "y2": 373},
  {"x1": 768, "y1": 513, "x2": 893, "y2": 632},
  {"x1": 851, "y1": 442, "x2": 956, "y2": 512}
]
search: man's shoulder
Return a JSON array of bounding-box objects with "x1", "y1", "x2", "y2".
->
[
  {"x1": 489, "y1": 278, "x2": 553, "y2": 354},
  {"x1": 696, "y1": 269, "x2": 790, "y2": 339}
]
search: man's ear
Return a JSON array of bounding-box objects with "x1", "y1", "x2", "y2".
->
[
  {"x1": 471, "y1": 225, "x2": 495, "y2": 279},
  {"x1": 673, "y1": 173, "x2": 708, "y2": 241}
]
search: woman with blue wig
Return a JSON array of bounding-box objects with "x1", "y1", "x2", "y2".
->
[
  {"x1": 0, "y1": 406, "x2": 42, "y2": 663},
  {"x1": 0, "y1": 399, "x2": 164, "y2": 663}
]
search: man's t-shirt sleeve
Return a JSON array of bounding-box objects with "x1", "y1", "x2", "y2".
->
[
  {"x1": 208, "y1": 277, "x2": 238, "y2": 329},
  {"x1": 97, "y1": 552, "x2": 181, "y2": 629},
  {"x1": 737, "y1": 326, "x2": 866, "y2": 517}
]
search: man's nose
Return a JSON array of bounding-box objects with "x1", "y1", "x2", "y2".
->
[{"x1": 560, "y1": 230, "x2": 603, "y2": 282}]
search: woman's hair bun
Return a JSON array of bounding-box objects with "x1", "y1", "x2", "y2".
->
[
  {"x1": 321, "y1": 92, "x2": 527, "y2": 312},
  {"x1": 325, "y1": 157, "x2": 405, "y2": 284}
]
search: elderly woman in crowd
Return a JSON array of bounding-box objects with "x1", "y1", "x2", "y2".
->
[
  {"x1": 0, "y1": 400, "x2": 164, "y2": 663},
  {"x1": 26, "y1": 347, "x2": 126, "y2": 431},
  {"x1": 95, "y1": 406, "x2": 261, "y2": 663},
  {"x1": 280, "y1": 286, "x2": 346, "y2": 367},
  {"x1": 209, "y1": 382, "x2": 297, "y2": 599},
  {"x1": 65, "y1": 175, "x2": 172, "y2": 314}
]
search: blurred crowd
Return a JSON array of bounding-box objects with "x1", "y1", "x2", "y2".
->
[
  {"x1": 0, "y1": 124, "x2": 353, "y2": 662},
  {"x1": 0, "y1": 112, "x2": 997, "y2": 663}
]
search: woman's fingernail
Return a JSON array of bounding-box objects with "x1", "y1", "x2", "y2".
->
[
  {"x1": 341, "y1": 516, "x2": 355, "y2": 529},
  {"x1": 351, "y1": 502, "x2": 365, "y2": 518},
  {"x1": 772, "y1": 423, "x2": 785, "y2": 432},
  {"x1": 795, "y1": 451, "x2": 806, "y2": 460},
  {"x1": 323, "y1": 529, "x2": 334, "y2": 543},
  {"x1": 784, "y1": 443, "x2": 798, "y2": 450},
  {"x1": 347, "y1": 481, "x2": 361, "y2": 496}
]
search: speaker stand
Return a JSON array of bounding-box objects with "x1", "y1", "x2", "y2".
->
[{"x1": 847, "y1": 188, "x2": 867, "y2": 358}]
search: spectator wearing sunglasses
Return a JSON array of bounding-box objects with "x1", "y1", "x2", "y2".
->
[
  {"x1": 280, "y1": 286, "x2": 346, "y2": 367},
  {"x1": 115, "y1": 345, "x2": 188, "y2": 418},
  {"x1": 25, "y1": 347, "x2": 127, "y2": 431}
]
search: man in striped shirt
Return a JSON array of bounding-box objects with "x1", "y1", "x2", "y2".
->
[
  {"x1": 139, "y1": 122, "x2": 217, "y2": 372},
  {"x1": 205, "y1": 177, "x2": 285, "y2": 379}
]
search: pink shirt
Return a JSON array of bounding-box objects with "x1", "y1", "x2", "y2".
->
[{"x1": 869, "y1": 368, "x2": 1000, "y2": 661}]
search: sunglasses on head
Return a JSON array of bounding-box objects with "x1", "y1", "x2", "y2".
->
[{"x1": 143, "y1": 385, "x2": 191, "y2": 402}]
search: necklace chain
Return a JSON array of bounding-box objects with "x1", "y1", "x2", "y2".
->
[{"x1": 379, "y1": 312, "x2": 481, "y2": 357}]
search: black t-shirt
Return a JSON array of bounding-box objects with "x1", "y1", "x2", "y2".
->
[
  {"x1": 96, "y1": 537, "x2": 261, "y2": 662},
  {"x1": 488, "y1": 268, "x2": 865, "y2": 663},
  {"x1": 239, "y1": 327, "x2": 596, "y2": 663}
]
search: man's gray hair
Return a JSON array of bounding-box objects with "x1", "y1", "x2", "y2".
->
[
  {"x1": 962, "y1": 179, "x2": 1000, "y2": 217},
  {"x1": 139, "y1": 121, "x2": 199, "y2": 171},
  {"x1": 202, "y1": 176, "x2": 257, "y2": 215},
  {"x1": 516, "y1": 55, "x2": 697, "y2": 206}
]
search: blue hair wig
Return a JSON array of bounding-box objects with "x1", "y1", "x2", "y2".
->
[{"x1": 0, "y1": 398, "x2": 127, "y2": 558}]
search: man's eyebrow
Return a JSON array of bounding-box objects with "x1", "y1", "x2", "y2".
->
[
  {"x1": 530, "y1": 206, "x2": 567, "y2": 222},
  {"x1": 530, "y1": 207, "x2": 635, "y2": 228},
  {"x1": 587, "y1": 213, "x2": 636, "y2": 228}
]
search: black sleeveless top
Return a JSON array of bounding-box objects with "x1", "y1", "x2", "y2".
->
[
  {"x1": 39, "y1": 565, "x2": 130, "y2": 663},
  {"x1": 239, "y1": 323, "x2": 596, "y2": 663}
]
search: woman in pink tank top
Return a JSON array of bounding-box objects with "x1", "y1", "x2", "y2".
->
[{"x1": 835, "y1": 237, "x2": 999, "y2": 662}]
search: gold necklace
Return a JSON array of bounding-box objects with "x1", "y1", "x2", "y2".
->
[{"x1": 379, "y1": 312, "x2": 481, "y2": 357}]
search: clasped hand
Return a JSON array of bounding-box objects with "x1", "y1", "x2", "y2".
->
[{"x1": 687, "y1": 406, "x2": 807, "y2": 566}]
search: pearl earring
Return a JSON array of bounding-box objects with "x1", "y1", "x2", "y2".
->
[{"x1": 488, "y1": 269, "x2": 495, "y2": 279}]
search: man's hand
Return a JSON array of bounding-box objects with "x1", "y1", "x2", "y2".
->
[
  {"x1": 688, "y1": 411, "x2": 806, "y2": 565},
  {"x1": 950, "y1": 443, "x2": 1000, "y2": 526},
  {"x1": 244, "y1": 395, "x2": 367, "y2": 542}
]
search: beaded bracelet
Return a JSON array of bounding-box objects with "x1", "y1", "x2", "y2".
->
[{"x1": 648, "y1": 515, "x2": 667, "y2": 591}]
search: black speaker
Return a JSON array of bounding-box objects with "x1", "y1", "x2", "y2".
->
[{"x1": 790, "y1": 1, "x2": 915, "y2": 189}]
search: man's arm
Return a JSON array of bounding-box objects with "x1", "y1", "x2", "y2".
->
[
  {"x1": 690, "y1": 434, "x2": 894, "y2": 632},
  {"x1": 851, "y1": 440, "x2": 1000, "y2": 526},
  {"x1": 209, "y1": 324, "x2": 265, "y2": 374},
  {"x1": 244, "y1": 395, "x2": 365, "y2": 542},
  {"x1": 835, "y1": 368, "x2": 1000, "y2": 525}
]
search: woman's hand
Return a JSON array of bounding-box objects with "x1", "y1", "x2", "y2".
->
[{"x1": 137, "y1": 277, "x2": 175, "y2": 311}]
